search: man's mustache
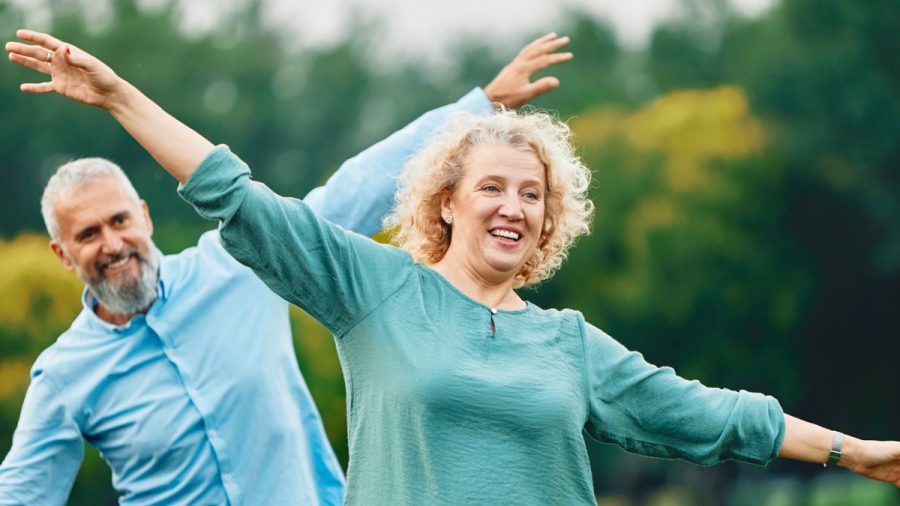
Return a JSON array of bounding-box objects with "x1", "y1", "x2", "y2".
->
[{"x1": 95, "y1": 249, "x2": 143, "y2": 273}]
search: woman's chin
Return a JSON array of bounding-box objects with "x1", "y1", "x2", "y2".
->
[{"x1": 483, "y1": 258, "x2": 527, "y2": 280}]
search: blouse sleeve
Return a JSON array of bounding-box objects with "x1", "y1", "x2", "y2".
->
[
  {"x1": 580, "y1": 317, "x2": 785, "y2": 466},
  {"x1": 178, "y1": 146, "x2": 414, "y2": 336}
]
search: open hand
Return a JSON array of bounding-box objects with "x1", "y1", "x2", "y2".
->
[
  {"x1": 484, "y1": 32, "x2": 572, "y2": 109},
  {"x1": 844, "y1": 439, "x2": 900, "y2": 486},
  {"x1": 6, "y1": 29, "x2": 122, "y2": 109}
]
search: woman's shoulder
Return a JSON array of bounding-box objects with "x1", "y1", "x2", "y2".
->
[
  {"x1": 514, "y1": 301, "x2": 588, "y2": 339},
  {"x1": 359, "y1": 235, "x2": 417, "y2": 272},
  {"x1": 525, "y1": 301, "x2": 585, "y2": 322}
]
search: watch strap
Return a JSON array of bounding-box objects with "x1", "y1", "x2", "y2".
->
[{"x1": 823, "y1": 431, "x2": 843, "y2": 467}]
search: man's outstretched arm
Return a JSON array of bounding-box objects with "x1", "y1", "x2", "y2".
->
[
  {"x1": 301, "y1": 33, "x2": 573, "y2": 236},
  {"x1": 0, "y1": 369, "x2": 84, "y2": 505}
]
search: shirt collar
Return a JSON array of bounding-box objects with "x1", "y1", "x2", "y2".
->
[
  {"x1": 156, "y1": 247, "x2": 173, "y2": 301},
  {"x1": 79, "y1": 248, "x2": 170, "y2": 332}
]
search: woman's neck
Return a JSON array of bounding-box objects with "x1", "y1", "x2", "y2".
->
[{"x1": 429, "y1": 253, "x2": 525, "y2": 310}]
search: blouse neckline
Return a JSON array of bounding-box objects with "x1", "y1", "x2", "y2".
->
[{"x1": 416, "y1": 263, "x2": 534, "y2": 315}]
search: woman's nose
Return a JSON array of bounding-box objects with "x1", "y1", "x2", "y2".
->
[{"x1": 497, "y1": 195, "x2": 524, "y2": 220}]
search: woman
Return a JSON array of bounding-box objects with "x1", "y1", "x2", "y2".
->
[{"x1": 7, "y1": 30, "x2": 900, "y2": 504}]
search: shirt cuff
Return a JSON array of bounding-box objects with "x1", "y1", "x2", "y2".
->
[
  {"x1": 459, "y1": 87, "x2": 493, "y2": 115},
  {"x1": 766, "y1": 395, "x2": 787, "y2": 463},
  {"x1": 177, "y1": 144, "x2": 252, "y2": 223}
]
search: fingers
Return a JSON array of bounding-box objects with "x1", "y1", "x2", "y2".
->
[
  {"x1": 530, "y1": 51, "x2": 573, "y2": 72},
  {"x1": 6, "y1": 30, "x2": 78, "y2": 74},
  {"x1": 15, "y1": 29, "x2": 64, "y2": 51},
  {"x1": 535, "y1": 34, "x2": 571, "y2": 55},
  {"x1": 514, "y1": 33, "x2": 572, "y2": 75},
  {"x1": 524, "y1": 76, "x2": 560, "y2": 100},
  {"x1": 6, "y1": 35, "x2": 57, "y2": 94},
  {"x1": 7, "y1": 50, "x2": 51, "y2": 75},
  {"x1": 521, "y1": 33, "x2": 570, "y2": 58},
  {"x1": 6, "y1": 41, "x2": 54, "y2": 68},
  {"x1": 485, "y1": 32, "x2": 571, "y2": 107},
  {"x1": 521, "y1": 32, "x2": 559, "y2": 54},
  {"x1": 20, "y1": 81, "x2": 55, "y2": 94}
]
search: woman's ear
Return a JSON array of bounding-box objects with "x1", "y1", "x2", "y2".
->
[{"x1": 440, "y1": 189, "x2": 453, "y2": 221}]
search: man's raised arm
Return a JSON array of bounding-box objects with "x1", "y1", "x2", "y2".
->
[
  {"x1": 305, "y1": 33, "x2": 573, "y2": 236},
  {"x1": 7, "y1": 30, "x2": 571, "y2": 224}
]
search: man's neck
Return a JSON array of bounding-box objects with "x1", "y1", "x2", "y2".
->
[{"x1": 94, "y1": 302, "x2": 138, "y2": 326}]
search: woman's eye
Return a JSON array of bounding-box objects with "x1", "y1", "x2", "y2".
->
[
  {"x1": 482, "y1": 185, "x2": 500, "y2": 193},
  {"x1": 523, "y1": 192, "x2": 540, "y2": 201}
]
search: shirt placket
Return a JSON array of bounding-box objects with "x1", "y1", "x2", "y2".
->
[{"x1": 145, "y1": 312, "x2": 243, "y2": 505}]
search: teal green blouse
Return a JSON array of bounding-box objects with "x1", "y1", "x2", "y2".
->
[{"x1": 180, "y1": 146, "x2": 785, "y2": 505}]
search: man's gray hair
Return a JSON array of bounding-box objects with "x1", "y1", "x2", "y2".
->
[{"x1": 41, "y1": 157, "x2": 141, "y2": 241}]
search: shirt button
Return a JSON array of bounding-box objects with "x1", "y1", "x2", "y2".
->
[
  {"x1": 223, "y1": 474, "x2": 233, "y2": 482},
  {"x1": 164, "y1": 347, "x2": 173, "y2": 354},
  {"x1": 208, "y1": 429, "x2": 217, "y2": 438}
]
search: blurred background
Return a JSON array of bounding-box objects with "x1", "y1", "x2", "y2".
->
[{"x1": 1, "y1": 0, "x2": 898, "y2": 504}]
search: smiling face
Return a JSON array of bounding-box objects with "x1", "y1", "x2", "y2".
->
[
  {"x1": 50, "y1": 175, "x2": 159, "y2": 315},
  {"x1": 440, "y1": 143, "x2": 546, "y2": 285}
]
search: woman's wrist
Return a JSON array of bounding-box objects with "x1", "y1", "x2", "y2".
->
[
  {"x1": 104, "y1": 77, "x2": 139, "y2": 114},
  {"x1": 838, "y1": 435, "x2": 863, "y2": 470}
]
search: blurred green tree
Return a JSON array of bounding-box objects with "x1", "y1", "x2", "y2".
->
[{"x1": 1, "y1": 0, "x2": 898, "y2": 504}]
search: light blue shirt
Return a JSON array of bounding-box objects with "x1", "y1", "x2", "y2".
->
[{"x1": 0, "y1": 88, "x2": 492, "y2": 505}]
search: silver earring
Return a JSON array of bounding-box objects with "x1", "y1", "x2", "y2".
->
[{"x1": 444, "y1": 215, "x2": 453, "y2": 225}]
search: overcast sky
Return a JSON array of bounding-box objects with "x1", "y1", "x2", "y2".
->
[{"x1": 16, "y1": 0, "x2": 777, "y2": 60}]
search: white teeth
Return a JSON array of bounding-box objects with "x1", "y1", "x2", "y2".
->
[
  {"x1": 106, "y1": 256, "x2": 130, "y2": 268},
  {"x1": 491, "y1": 229, "x2": 520, "y2": 241}
]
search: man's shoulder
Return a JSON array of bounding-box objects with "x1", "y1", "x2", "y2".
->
[
  {"x1": 164, "y1": 229, "x2": 251, "y2": 276},
  {"x1": 161, "y1": 229, "x2": 278, "y2": 300},
  {"x1": 29, "y1": 310, "x2": 101, "y2": 386}
]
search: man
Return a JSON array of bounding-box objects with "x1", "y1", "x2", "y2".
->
[{"x1": 0, "y1": 31, "x2": 572, "y2": 505}]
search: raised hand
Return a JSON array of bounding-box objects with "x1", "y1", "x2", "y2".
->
[
  {"x1": 5, "y1": 29, "x2": 123, "y2": 109},
  {"x1": 484, "y1": 32, "x2": 573, "y2": 109},
  {"x1": 6, "y1": 28, "x2": 213, "y2": 182}
]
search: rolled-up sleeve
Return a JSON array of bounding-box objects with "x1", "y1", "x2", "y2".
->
[
  {"x1": 178, "y1": 145, "x2": 252, "y2": 223},
  {"x1": 581, "y1": 319, "x2": 785, "y2": 466}
]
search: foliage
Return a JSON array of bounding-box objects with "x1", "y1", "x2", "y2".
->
[
  {"x1": 541, "y1": 86, "x2": 808, "y2": 398},
  {"x1": 0, "y1": 234, "x2": 82, "y2": 353},
  {"x1": 0, "y1": 0, "x2": 898, "y2": 503}
]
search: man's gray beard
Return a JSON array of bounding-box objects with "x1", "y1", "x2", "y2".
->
[{"x1": 84, "y1": 246, "x2": 160, "y2": 316}]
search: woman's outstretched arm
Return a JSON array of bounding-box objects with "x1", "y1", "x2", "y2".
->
[
  {"x1": 780, "y1": 414, "x2": 900, "y2": 485},
  {"x1": 6, "y1": 29, "x2": 572, "y2": 186},
  {"x1": 582, "y1": 321, "x2": 900, "y2": 486},
  {"x1": 6, "y1": 29, "x2": 212, "y2": 183}
]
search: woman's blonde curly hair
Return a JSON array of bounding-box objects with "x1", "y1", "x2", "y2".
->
[{"x1": 385, "y1": 109, "x2": 594, "y2": 288}]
